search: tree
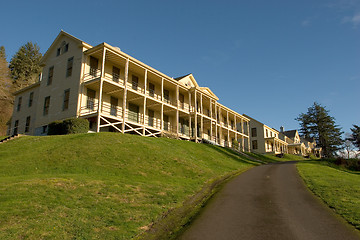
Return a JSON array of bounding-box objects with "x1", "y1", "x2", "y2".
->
[
  {"x1": 296, "y1": 102, "x2": 343, "y2": 158},
  {"x1": 9, "y1": 42, "x2": 42, "y2": 91},
  {"x1": 0, "y1": 46, "x2": 14, "y2": 135},
  {"x1": 348, "y1": 125, "x2": 360, "y2": 151}
]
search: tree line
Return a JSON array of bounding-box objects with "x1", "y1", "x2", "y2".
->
[{"x1": 0, "y1": 42, "x2": 42, "y2": 135}]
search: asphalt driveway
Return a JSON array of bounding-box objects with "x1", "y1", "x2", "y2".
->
[{"x1": 179, "y1": 161, "x2": 360, "y2": 240}]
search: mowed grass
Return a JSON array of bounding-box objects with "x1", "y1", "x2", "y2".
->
[
  {"x1": 0, "y1": 133, "x2": 255, "y2": 239},
  {"x1": 297, "y1": 162, "x2": 360, "y2": 230},
  {"x1": 244, "y1": 152, "x2": 307, "y2": 163}
]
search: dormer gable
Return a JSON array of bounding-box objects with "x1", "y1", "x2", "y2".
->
[{"x1": 175, "y1": 73, "x2": 199, "y2": 88}]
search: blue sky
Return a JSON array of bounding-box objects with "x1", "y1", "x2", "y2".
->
[{"x1": 1, "y1": 0, "x2": 359, "y2": 134}]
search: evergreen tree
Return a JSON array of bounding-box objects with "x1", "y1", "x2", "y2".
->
[
  {"x1": 348, "y1": 125, "x2": 360, "y2": 151},
  {"x1": 296, "y1": 102, "x2": 343, "y2": 158},
  {"x1": 0, "y1": 46, "x2": 14, "y2": 135},
  {"x1": 9, "y1": 42, "x2": 42, "y2": 90},
  {"x1": 0, "y1": 46, "x2": 6, "y2": 59}
]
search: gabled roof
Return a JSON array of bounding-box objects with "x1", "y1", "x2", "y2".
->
[
  {"x1": 282, "y1": 130, "x2": 298, "y2": 139},
  {"x1": 199, "y1": 87, "x2": 219, "y2": 100},
  {"x1": 175, "y1": 73, "x2": 199, "y2": 88},
  {"x1": 40, "y1": 30, "x2": 92, "y2": 65}
]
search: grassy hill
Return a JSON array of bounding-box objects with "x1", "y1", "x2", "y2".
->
[
  {"x1": 297, "y1": 161, "x2": 360, "y2": 230},
  {"x1": 0, "y1": 133, "x2": 256, "y2": 239}
]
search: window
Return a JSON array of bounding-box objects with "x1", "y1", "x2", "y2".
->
[
  {"x1": 13, "y1": 120, "x2": 19, "y2": 135},
  {"x1": 179, "y1": 93, "x2": 184, "y2": 109},
  {"x1": 17, "y1": 97, "x2": 22, "y2": 111},
  {"x1": 63, "y1": 89, "x2": 70, "y2": 111},
  {"x1": 43, "y1": 96, "x2": 50, "y2": 115},
  {"x1": 112, "y1": 66, "x2": 120, "y2": 83},
  {"x1": 86, "y1": 88, "x2": 96, "y2": 110},
  {"x1": 90, "y1": 56, "x2": 99, "y2": 77},
  {"x1": 128, "y1": 103, "x2": 139, "y2": 123},
  {"x1": 66, "y1": 57, "x2": 73, "y2": 77},
  {"x1": 57, "y1": 41, "x2": 68, "y2": 56},
  {"x1": 28, "y1": 92, "x2": 34, "y2": 107},
  {"x1": 132, "y1": 75, "x2": 138, "y2": 90},
  {"x1": 251, "y1": 127, "x2": 257, "y2": 137},
  {"x1": 148, "y1": 109, "x2": 154, "y2": 127},
  {"x1": 266, "y1": 129, "x2": 268, "y2": 137},
  {"x1": 149, "y1": 82, "x2": 155, "y2": 97},
  {"x1": 163, "y1": 89, "x2": 170, "y2": 103},
  {"x1": 163, "y1": 115, "x2": 169, "y2": 131},
  {"x1": 47, "y1": 66, "x2": 54, "y2": 85},
  {"x1": 25, "y1": 116, "x2": 31, "y2": 133},
  {"x1": 42, "y1": 125, "x2": 48, "y2": 134},
  {"x1": 110, "y1": 96, "x2": 118, "y2": 116},
  {"x1": 252, "y1": 140, "x2": 258, "y2": 150}
]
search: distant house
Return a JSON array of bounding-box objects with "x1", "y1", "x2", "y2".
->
[
  {"x1": 243, "y1": 115, "x2": 288, "y2": 154},
  {"x1": 8, "y1": 30, "x2": 250, "y2": 150},
  {"x1": 244, "y1": 115, "x2": 322, "y2": 157},
  {"x1": 280, "y1": 129, "x2": 306, "y2": 156}
]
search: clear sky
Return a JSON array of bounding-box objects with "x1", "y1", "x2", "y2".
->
[{"x1": 1, "y1": 0, "x2": 359, "y2": 134}]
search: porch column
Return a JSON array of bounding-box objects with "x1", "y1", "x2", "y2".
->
[
  {"x1": 194, "y1": 89, "x2": 197, "y2": 141},
  {"x1": 247, "y1": 121, "x2": 250, "y2": 151},
  {"x1": 241, "y1": 118, "x2": 245, "y2": 151},
  {"x1": 210, "y1": 100, "x2": 213, "y2": 141},
  {"x1": 200, "y1": 92, "x2": 203, "y2": 139},
  {"x1": 227, "y1": 111, "x2": 230, "y2": 146},
  {"x1": 122, "y1": 58, "x2": 129, "y2": 133},
  {"x1": 142, "y1": 69, "x2": 148, "y2": 135},
  {"x1": 176, "y1": 85, "x2": 179, "y2": 138},
  {"x1": 96, "y1": 48, "x2": 106, "y2": 132},
  {"x1": 161, "y1": 78, "x2": 164, "y2": 130},
  {"x1": 189, "y1": 91, "x2": 192, "y2": 137},
  {"x1": 215, "y1": 103, "x2": 218, "y2": 143}
]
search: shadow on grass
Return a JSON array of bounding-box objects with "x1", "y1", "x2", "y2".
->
[{"x1": 201, "y1": 144, "x2": 260, "y2": 166}]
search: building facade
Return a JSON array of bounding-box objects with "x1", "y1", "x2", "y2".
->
[
  {"x1": 9, "y1": 31, "x2": 250, "y2": 150},
  {"x1": 244, "y1": 115, "x2": 288, "y2": 154}
]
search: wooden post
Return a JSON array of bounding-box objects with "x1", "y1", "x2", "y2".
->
[
  {"x1": 210, "y1": 100, "x2": 213, "y2": 141},
  {"x1": 96, "y1": 49, "x2": 106, "y2": 132},
  {"x1": 247, "y1": 120, "x2": 250, "y2": 152},
  {"x1": 194, "y1": 89, "x2": 197, "y2": 141},
  {"x1": 189, "y1": 91, "x2": 192, "y2": 137},
  {"x1": 200, "y1": 92, "x2": 203, "y2": 139},
  {"x1": 161, "y1": 78, "x2": 164, "y2": 131},
  {"x1": 143, "y1": 69, "x2": 147, "y2": 135},
  {"x1": 122, "y1": 58, "x2": 129, "y2": 133},
  {"x1": 176, "y1": 85, "x2": 179, "y2": 138},
  {"x1": 215, "y1": 103, "x2": 218, "y2": 143}
]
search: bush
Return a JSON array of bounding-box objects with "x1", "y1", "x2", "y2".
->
[
  {"x1": 48, "y1": 120, "x2": 65, "y2": 135},
  {"x1": 62, "y1": 118, "x2": 89, "y2": 134},
  {"x1": 48, "y1": 118, "x2": 89, "y2": 135}
]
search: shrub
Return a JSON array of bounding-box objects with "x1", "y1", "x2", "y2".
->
[
  {"x1": 47, "y1": 118, "x2": 89, "y2": 135},
  {"x1": 48, "y1": 120, "x2": 66, "y2": 135},
  {"x1": 62, "y1": 118, "x2": 89, "y2": 134}
]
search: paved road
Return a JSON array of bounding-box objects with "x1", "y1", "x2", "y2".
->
[{"x1": 179, "y1": 161, "x2": 360, "y2": 240}]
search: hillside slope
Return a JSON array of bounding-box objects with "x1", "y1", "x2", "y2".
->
[{"x1": 0, "y1": 133, "x2": 255, "y2": 239}]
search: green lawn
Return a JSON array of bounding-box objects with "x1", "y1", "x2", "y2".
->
[
  {"x1": 244, "y1": 152, "x2": 307, "y2": 163},
  {"x1": 297, "y1": 161, "x2": 360, "y2": 230},
  {"x1": 0, "y1": 133, "x2": 255, "y2": 239}
]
